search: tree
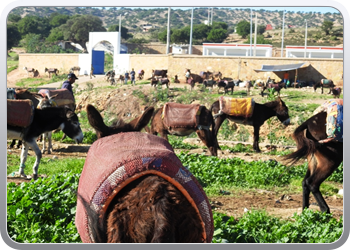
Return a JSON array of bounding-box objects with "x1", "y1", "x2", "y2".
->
[
  {"x1": 236, "y1": 20, "x2": 253, "y2": 38},
  {"x1": 321, "y1": 20, "x2": 334, "y2": 35},
  {"x1": 49, "y1": 14, "x2": 70, "y2": 28},
  {"x1": 7, "y1": 24, "x2": 21, "y2": 51},
  {"x1": 7, "y1": 14, "x2": 21, "y2": 23},
  {"x1": 17, "y1": 15, "x2": 51, "y2": 38},
  {"x1": 46, "y1": 27, "x2": 64, "y2": 42},
  {"x1": 257, "y1": 25, "x2": 266, "y2": 35},
  {"x1": 158, "y1": 29, "x2": 171, "y2": 43},
  {"x1": 207, "y1": 28, "x2": 227, "y2": 43},
  {"x1": 171, "y1": 29, "x2": 188, "y2": 44},
  {"x1": 60, "y1": 15, "x2": 106, "y2": 51},
  {"x1": 108, "y1": 24, "x2": 132, "y2": 40},
  {"x1": 192, "y1": 24, "x2": 211, "y2": 41}
]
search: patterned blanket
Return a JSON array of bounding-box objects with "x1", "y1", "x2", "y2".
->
[
  {"x1": 313, "y1": 99, "x2": 343, "y2": 143},
  {"x1": 218, "y1": 96, "x2": 255, "y2": 118},
  {"x1": 75, "y1": 132, "x2": 213, "y2": 243}
]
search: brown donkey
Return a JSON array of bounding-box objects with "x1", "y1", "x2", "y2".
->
[
  {"x1": 75, "y1": 104, "x2": 214, "y2": 243},
  {"x1": 146, "y1": 102, "x2": 219, "y2": 156},
  {"x1": 284, "y1": 99, "x2": 343, "y2": 213}
]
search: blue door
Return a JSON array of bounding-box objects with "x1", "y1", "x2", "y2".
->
[{"x1": 92, "y1": 50, "x2": 105, "y2": 74}]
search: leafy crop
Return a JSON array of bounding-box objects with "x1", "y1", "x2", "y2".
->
[
  {"x1": 212, "y1": 209, "x2": 343, "y2": 243},
  {"x1": 7, "y1": 173, "x2": 81, "y2": 243},
  {"x1": 177, "y1": 152, "x2": 343, "y2": 190}
]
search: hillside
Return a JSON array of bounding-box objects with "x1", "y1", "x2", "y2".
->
[{"x1": 10, "y1": 6, "x2": 343, "y2": 34}]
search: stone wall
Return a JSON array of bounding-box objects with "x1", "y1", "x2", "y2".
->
[
  {"x1": 19, "y1": 54, "x2": 80, "y2": 77},
  {"x1": 130, "y1": 55, "x2": 343, "y2": 84},
  {"x1": 19, "y1": 53, "x2": 343, "y2": 86}
]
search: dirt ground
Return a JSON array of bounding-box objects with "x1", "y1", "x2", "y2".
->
[{"x1": 7, "y1": 68, "x2": 343, "y2": 220}]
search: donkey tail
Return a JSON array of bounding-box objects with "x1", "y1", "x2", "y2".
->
[{"x1": 283, "y1": 120, "x2": 317, "y2": 165}]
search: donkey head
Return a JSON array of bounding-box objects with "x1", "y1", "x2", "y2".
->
[
  {"x1": 86, "y1": 104, "x2": 154, "y2": 138},
  {"x1": 61, "y1": 108, "x2": 84, "y2": 143},
  {"x1": 275, "y1": 97, "x2": 290, "y2": 126}
]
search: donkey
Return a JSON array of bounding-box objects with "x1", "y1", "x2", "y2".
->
[
  {"x1": 7, "y1": 104, "x2": 84, "y2": 180},
  {"x1": 45, "y1": 67, "x2": 59, "y2": 78},
  {"x1": 260, "y1": 82, "x2": 286, "y2": 97},
  {"x1": 284, "y1": 100, "x2": 343, "y2": 213},
  {"x1": 210, "y1": 97, "x2": 290, "y2": 152},
  {"x1": 23, "y1": 67, "x2": 36, "y2": 77},
  {"x1": 332, "y1": 87, "x2": 342, "y2": 98},
  {"x1": 313, "y1": 79, "x2": 335, "y2": 94},
  {"x1": 75, "y1": 104, "x2": 213, "y2": 243},
  {"x1": 146, "y1": 103, "x2": 219, "y2": 156}
]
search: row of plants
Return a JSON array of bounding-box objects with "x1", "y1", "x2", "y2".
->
[{"x1": 7, "y1": 153, "x2": 343, "y2": 243}]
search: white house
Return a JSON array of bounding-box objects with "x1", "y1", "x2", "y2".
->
[
  {"x1": 202, "y1": 43, "x2": 273, "y2": 57},
  {"x1": 285, "y1": 46, "x2": 343, "y2": 59},
  {"x1": 170, "y1": 44, "x2": 189, "y2": 54}
]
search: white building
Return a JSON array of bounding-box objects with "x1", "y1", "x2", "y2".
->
[
  {"x1": 170, "y1": 44, "x2": 189, "y2": 54},
  {"x1": 285, "y1": 46, "x2": 343, "y2": 59},
  {"x1": 202, "y1": 43, "x2": 273, "y2": 57}
]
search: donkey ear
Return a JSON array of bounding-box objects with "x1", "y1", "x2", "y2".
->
[
  {"x1": 129, "y1": 106, "x2": 155, "y2": 131},
  {"x1": 34, "y1": 93, "x2": 44, "y2": 101},
  {"x1": 49, "y1": 94, "x2": 59, "y2": 100},
  {"x1": 66, "y1": 109, "x2": 75, "y2": 119},
  {"x1": 86, "y1": 104, "x2": 108, "y2": 133}
]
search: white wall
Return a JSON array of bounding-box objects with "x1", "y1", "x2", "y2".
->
[
  {"x1": 114, "y1": 54, "x2": 130, "y2": 75},
  {"x1": 78, "y1": 54, "x2": 91, "y2": 75}
]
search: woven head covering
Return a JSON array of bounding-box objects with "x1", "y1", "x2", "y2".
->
[{"x1": 75, "y1": 132, "x2": 213, "y2": 243}]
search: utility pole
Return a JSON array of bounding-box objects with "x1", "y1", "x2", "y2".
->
[
  {"x1": 166, "y1": 7, "x2": 171, "y2": 54},
  {"x1": 211, "y1": 8, "x2": 213, "y2": 25},
  {"x1": 304, "y1": 20, "x2": 308, "y2": 58},
  {"x1": 254, "y1": 12, "x2": 258, "y2": 56},
  {"x1": 281, "y1": 10, "x2": 285, "y2": 57},
  {"x1": 250, "y1": 9, "x2": 252, "y2": 56},
  {"x1": 189, "y1": 8, "x2": 194, "y2": 54}
]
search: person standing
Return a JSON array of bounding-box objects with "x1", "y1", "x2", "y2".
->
[
  {"x1": 124, "y1": 71, "x2": 129, "y2": 84},
  {"x1": 130, "y1": 68, "x2": 136, "y2": 85},
  {"x1": 62, "y1": 73, "x2": 78, "y2": 103},
  {"x1": 90, "y1": 64, "x2": 96, "y2": 79},
  {"x1": 283, "y1": 71, "x2": 289, "y2": 84}
]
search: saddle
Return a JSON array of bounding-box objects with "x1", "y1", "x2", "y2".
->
[
  {"x1": 314, "y1": 99, "x2": 343, "y2": 143},
  {"x1": 218, "y1": 96, "x2": 255, "y2": 118},
  {"x1": 162, "y1": 102, "x2": 202, "y2": 129},
  {"x1": 75, "y1": 132, "x2": 213, "y2": 243},
  {"x1": 7, "y1": 99, "x2": 35, "y2": 127},
  {"x1": 321, "y1": 79, "x2": 331, "y2": 85},
  {"x1": 38, "y1": 89, "x2": 75, "y2": 107}
]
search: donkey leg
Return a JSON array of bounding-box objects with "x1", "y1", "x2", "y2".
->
[
  {"x1": 18, "y1": 142, "x2": 29, "y2": 177},
  {"x1": 47, "y1": 132, "x2": 52, "y2": 154},
  {"x1": 305, "y1": 150, "x2": 337, "y2": 213},
  {"x1": 27, "y1": 141, "x2": 42, "y2": 180},
  {"x1": 42, "y1": 133, "x2": 47, "y2": 154},
  {"x1": 302, "y1": 169, "x2": 311, "y2": 210},
  {"x1": 253, "y1": 126, "x2": 261, "y2": 152}
]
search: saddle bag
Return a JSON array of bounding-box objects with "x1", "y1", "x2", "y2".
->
[
  {"x1": 162, "y1": 102, "x2": 202, "y2": 129},
  {"x1": 7, "y1": 99, "x2": 35, "y2": 127},
  {"x1": 219, "y1": 96, "x2": 255, "y2": 118},
  {"x1": 75, "y1": 132, "x2": 213, "y2": 243},
  {"x1": 39, "y1": 89, "x2": 75, "y2": 107}
]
